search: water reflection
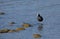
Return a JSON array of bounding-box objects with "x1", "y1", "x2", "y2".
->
[{"x1": 38, "y1": 23, "x2": 43, "y2": 31}]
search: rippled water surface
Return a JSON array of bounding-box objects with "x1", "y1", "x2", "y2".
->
[{"x1": 0, "y1": 0, "x2": 60, "y2": 39}]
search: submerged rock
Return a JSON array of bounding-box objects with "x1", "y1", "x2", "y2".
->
[
  {"x1": 33, "y1": 34, "x2": 41, "y2": 38},
  {"x1": 16, "y1": 28, "x2": 25, "y2": 31}
]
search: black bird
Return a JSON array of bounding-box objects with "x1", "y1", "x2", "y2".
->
[{"x1": 37, "y1": 14, "x2": 43, "y2": 22}]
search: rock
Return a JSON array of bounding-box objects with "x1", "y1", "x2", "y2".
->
[
  {"x1": 8, "y1": 30, "x2": 17, "y2": 33},
  {"x1": 22, "y1": 23, "x2": 31, "y2": 28},
  {"x1": 0, "y1": 29, "x2": 10, "y2": 33},
  {"x1": 16, "y1": 28, "x2": 25, "y2": 31},
  {"x1": 33, "y1": 34, "x2": 41, "y2": 38}
]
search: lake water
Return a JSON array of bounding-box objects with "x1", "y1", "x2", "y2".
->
[{"x1": 0, "y1": 0, "x2": 60, "y2": 39}]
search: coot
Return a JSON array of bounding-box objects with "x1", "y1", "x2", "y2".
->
[{"x1": 37, "y1": 14, "x2": 43, "y2": 22}]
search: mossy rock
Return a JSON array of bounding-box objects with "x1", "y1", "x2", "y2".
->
[
  {"x1": 0, "y1": 29, "x2": 10, "y2": 33},
  {"x1": 16, "y1": 28, "x2": 25, "y2": 31},
  {"x1": 22, "y1": 23, "x2": 31, "y2": 28},
  {"x1": 33, "y1": 34, "x2": 41, "y2": 38}
]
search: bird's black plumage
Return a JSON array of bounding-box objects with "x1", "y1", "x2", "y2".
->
[{"x1": 37, "y1": 14, "x2": 43, "y2": 22}]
